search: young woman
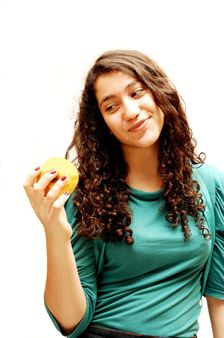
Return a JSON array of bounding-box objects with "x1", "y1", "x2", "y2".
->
[{"x1": 23, "y1": 50, "x2": 224, "y2": 338}]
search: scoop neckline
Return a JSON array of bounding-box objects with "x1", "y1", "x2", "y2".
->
[{"x1": 129, "y1": 186, "x2": 163, "y2": 201}]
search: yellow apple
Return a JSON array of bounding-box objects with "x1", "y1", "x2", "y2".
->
[{"x1": 39, "y1": 157, "x2": 79, "y2": 196}]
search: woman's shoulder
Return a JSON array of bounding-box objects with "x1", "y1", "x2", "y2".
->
[
  {"x1": 193, "y1": 162, "x2": 224, "y2": 188},
  {"x1": 193, "y1": 163, "x2": 224, "y2": 216}
]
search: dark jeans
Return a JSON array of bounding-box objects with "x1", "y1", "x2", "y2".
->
[{"x1": 79, "y1": 325, "x2": 197, "y2": 338}]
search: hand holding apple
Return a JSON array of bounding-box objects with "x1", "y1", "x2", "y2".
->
[
  {"x1": 38, "y1": 157, "x2": 79, "y2": 196},
  {"x1": 23, "y1": 157, "x2": 79, "y2": 240}
]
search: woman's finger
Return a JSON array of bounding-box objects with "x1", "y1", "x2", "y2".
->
[
  {"x1": 33, "y1": 170, "x2": 58, "y2": 192},
  {"x1": 50, "y1": 192, "x2": 70, "y2": 215},
  {"x1": 23, "y1": 166, "x2": 42, "y2": 191},
  {"x1": 45, "y1": 176, "x2": 68, "y2": 203}
]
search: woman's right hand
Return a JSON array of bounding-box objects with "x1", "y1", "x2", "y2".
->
[{"x1": 23, "y1": 167, "x2": 72, "y2": 242}]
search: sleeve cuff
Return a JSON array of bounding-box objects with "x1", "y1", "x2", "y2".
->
[
  {"x1": 44, "y1": 293, "x2": 92, "y2": 338},
  {"x1": 44, "y1": 301, "x2": 67, "y2": 336},
  {"x1": 204, "y1": 289, "x2": 224, "y2": 300}
]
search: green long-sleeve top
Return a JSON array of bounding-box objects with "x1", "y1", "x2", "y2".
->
[{"x1": 46, "y1": 163, "x2": 224, "y2": 338}]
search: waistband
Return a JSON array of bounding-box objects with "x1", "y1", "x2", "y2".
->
[{"x1": 80, "y1": 325, "x2": 197, "y2": 338}]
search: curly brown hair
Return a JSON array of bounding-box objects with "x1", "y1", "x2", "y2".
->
[{"x1": 66, "y1": 49, "x2": 211, "y2": 244}]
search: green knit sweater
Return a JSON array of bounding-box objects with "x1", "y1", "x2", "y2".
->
[{"x1": 46, "y1": 163, "x2": 224, "y2": 338}]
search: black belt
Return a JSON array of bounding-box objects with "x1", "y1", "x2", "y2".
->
[{"x1": 79, "y1": 325, "x2": 197, "y2": 338}]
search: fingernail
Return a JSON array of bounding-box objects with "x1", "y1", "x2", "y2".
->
[
  {"x1": 35, "y1": 166, "x2": 40, "y2": 171},
  {"x1": 61, "y1": 176, "x2": 67, "y2": 181},
  {"x1": 50, "y1": 170, "x2": 57, "y2": 174}
]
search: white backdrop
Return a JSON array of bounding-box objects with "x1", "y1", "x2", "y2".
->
[{"x1": 0, "y1": 0, "x2": 223, "y2": 337}]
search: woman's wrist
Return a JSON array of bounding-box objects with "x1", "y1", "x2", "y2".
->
[{"x1": 44, "y1": 224, "x2": 72, "y2": 247}]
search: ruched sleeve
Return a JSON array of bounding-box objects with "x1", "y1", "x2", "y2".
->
[
  {"x1": 204, "y1": 166, "x2": 224, "y2": 299},
  {"x1": 45, "y1": 192, "x2": 98, "y2": 337}
]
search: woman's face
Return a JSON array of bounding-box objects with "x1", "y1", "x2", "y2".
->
[{"x1": 94, "y1": 71, "x2": 164, "y2": 153}]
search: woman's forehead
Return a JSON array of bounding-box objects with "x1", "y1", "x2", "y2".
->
[{"x1": 94, "y1": 71, "x2": 140, "y2": 102}]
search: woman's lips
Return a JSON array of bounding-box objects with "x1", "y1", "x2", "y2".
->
[{"x1": 128, "y1": 117, "x2": 150, "y2": 132}]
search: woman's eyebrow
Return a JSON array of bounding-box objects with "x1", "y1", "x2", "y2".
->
[{"x1": 99, "y1": 80, "x2": 139, "y2": 108}]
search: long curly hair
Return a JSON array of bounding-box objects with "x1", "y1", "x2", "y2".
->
[{"x1": 66, "y1": 49, "x2": 211, "y2": 244}]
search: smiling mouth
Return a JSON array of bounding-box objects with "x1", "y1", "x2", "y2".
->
[{"x1": 128, "y1": 117, "x2": 151, "y2": 132}]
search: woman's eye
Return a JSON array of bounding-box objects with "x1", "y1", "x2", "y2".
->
[
  {"x1": 131, "y1": 88, "x2": 144, "y2": 98},
  {"x1": 105, "y1": 104, "x2": 117, "y2": 112}
]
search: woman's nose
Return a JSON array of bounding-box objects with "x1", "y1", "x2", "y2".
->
[{"x1": 122, "y1": 99, "x2": 140, "y2": 120}]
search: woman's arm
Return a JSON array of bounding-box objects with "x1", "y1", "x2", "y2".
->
[
  {"x1": 207, "y1": 295, "x2": 224, "y2": 338},
  {"x1": 44, "y1": 236, "x2": 86, "y2": 334},
  {"x1": 23, "y1": 167, "x2": 86, "y2": 334}
]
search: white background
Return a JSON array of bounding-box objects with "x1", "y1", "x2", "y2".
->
[{"x1": 0, "y1": 0, "x2": 223, "y2": 337}]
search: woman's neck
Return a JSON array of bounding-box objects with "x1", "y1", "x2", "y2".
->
[{"x1": 123, "y1": 146, "x2": 162, "y2": 192}]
